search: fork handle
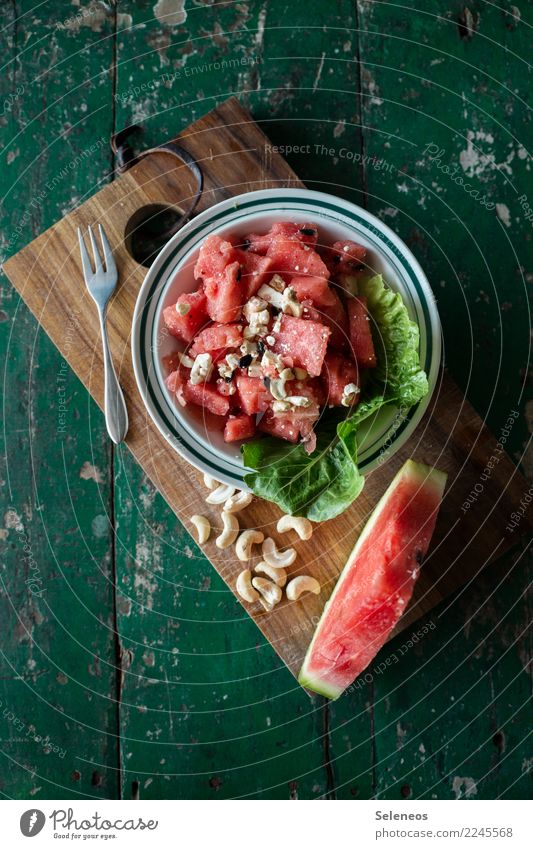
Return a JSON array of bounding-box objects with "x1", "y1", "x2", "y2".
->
[{"x1": 98, "y1": 310, "x2": 129, "y2": 444}]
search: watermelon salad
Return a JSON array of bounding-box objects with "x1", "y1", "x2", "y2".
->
[{"x1": 163, "y1": 221, "x2": 430, "y2": 522}]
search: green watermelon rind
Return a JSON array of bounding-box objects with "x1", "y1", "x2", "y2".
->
[{"x1": 298, "y1": 459, "x2": 447, "y2": 700}]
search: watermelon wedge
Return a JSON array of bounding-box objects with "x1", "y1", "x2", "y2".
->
[{"x1": 298, "y1": 460, "x2": 447, "y2": 699}]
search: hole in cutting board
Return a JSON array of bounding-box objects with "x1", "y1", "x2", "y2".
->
[{"x1": 124, "y1": 203, "x2": 186, "y2": 268}]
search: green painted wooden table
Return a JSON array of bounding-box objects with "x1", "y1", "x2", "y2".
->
[{"x1": 0, "y1": 0, "x2": 531, "y2": 801}]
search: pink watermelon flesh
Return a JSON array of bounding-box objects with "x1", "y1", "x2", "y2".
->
[
  {"x1": 245, "y1": 222, "x2": 319, "y2": 254},
  {"x1": 298, "y1": 460, "x2": 447, "y2": 699},
  {"x1": 321, "y1": 351, "x2": 359, "y2": 407},
  {"x1": 189, "y1": 323, "x2": 243, "y2": 357},
  {"x1": 237, "y1": 251, "x2": 274, "y2": 297},
  {"x1": 224, "y1": 413, "x2": 256, "y2": 443},
  {"x1": 323, "y1": 239, "x2": 367, "y2": 275},
  {"x1": 348, "y1": 295, "x2": 377, "y2": 367},
  {"x1": 183, "y1": 381, "x2": 230, "y2": 417},
  {"x1": 271, "y1": 314, "x2": 331, "y2": 377},
  {"x1": 258, "y1": 409, "x2": 300, "y2": 443},
  {"x1": 194, "y1": 234, "x2": 237, "y2": 280},
  {"x1": 235, "y1": 374, "x2": 271, "y2": 415},
  {"x1": 302, "y1": 290, "x2": 349, "y2": 351},
  {"x1": 163, "y1": 290, "x2": 208, "y2": 343},
  {"x1": 290, "y1": 275, "x2": 337, "y2": 308},
  {"x1": 267, "y1": 238, "x2": 329, "y2": 281},
  {"x1": 204, "y1": 260, "x2": 244, "y2": 324}
]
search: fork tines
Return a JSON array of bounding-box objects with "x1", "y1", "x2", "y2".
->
[{"x1": 77, "y1": 224, "x2": 117, "y2": 281}]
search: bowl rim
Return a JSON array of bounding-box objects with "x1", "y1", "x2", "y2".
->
[{"x1": 132, "y1": 187, "x2": 441, "y2": 489}]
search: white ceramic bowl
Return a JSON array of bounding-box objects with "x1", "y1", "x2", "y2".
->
[{"x1": 132, "y1": 188, "x2": 441, "y2": 489}]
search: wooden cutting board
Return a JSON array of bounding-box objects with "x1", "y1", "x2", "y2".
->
[{"x1": 4, "y1": 97, "x2": 531, "y2": 682}]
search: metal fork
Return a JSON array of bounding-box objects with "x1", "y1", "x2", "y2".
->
[{"x1": 78, "y1": 224, "x2": 128, "y2": 444}]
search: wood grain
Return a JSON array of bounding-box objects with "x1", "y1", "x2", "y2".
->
[{"x1": 4, "y1": 97, "x2": 531, "y2": 683}]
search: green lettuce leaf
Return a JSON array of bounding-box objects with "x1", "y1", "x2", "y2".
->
[
  {"x1": 357, "y1": 274, "x2": 429, "y2": 407},
  {"x1": 242, "y1": 409, "x2": 365, "y2": 522}
]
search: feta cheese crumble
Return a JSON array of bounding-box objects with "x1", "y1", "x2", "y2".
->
[{"x1": 190, "y1": 353, "x2": 213, "y2": 385}]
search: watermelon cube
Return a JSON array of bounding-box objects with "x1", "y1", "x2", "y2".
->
[
  {"x1": 194, "y1": 235, "x2": 237, "y2": 281},
  {"x1": 163, "y1": 289, "x2": 208, "y2": 344},
  {"x1": 258, "y1": 406, "x2": 320, "y2": 450},
  {"x1": 242, "y1": 231, "x2": 271, "y2": 255},
  {"x1": 290, "y1": 275, "x2": 337, "y2": 308},
  {"x1": 323, "y1": 239, "x2": 367, "y2": 275},
  {"x1": 245, "y1": 222, "x2": 319, "y2": 255},
  {"x1": 189, "y1": 323, "x2": 243, "y2": 357},
  {"x1": 204, "y1": 260, "x2": 244, "y2": 324},
  {"x1": 235, "y1": 374, "x2": 271, "y2": 415},
  {"x1": 320, "y1": 290, "x2": 349, "y2": 350},
  {"x1": 272, "y1": 222, "x2": 319, "y2": 246},
  {"x1": 347, "y1": 296, "x2": 377, "y2": 367},
  {"x1": 258, "y1": 409, "x2": 300, "y2": 443},
  {"x1": 301, "y1": 289, "x2": 349, "y2": 351},
  {"x1": 235, "y1": 250, "x2": 275, "y2": 297},
  {"x1": 281, "y1": 379, "x2": 323, "y2": 451},
  {"x1": 285, "y1": 378, "x2": 326, "y2": 408},
  {"x1": 224, "y1": 413, "x2": 256, "y2": 443},
  {"x1": 183, "y1": 381, "x2": 230, "y2": 416},
  {"x1": 271, "y1": 314, "x2": 331, "y2": 377},
  {"x1": 321, "y1": 351, "x2": 359, "y2": 407},
  {"x1": 268, "y1": 240, "x2": 329, "y2": 281},
  {"x1": 258, "y1": 377, "x2": 324, "y2": 448}
]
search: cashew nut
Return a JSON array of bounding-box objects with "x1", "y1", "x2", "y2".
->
[
  {"x1": 206, "y1": 483, "x2": 236, "y2": 505},
  {"x1": 261, "y1": 537, "x2": 297, "y2": 568},
  {"x1": 203, "y1": 473, "x2": 219, "y2": 490},
  {"x1": 224, "y1": 490, "x2": 253, "y2": 513},
  {"x1": 216, "y1": 511, "x2": 239, "y2": 549},
  {"x1": 276, "y1": 514, "x2": 313, "y2": 541},
  {"x1": 252, "y1": 577, "x2": 282, "y2": 611},
  {"x1": 190, "y1": 514, "x2": 210, "y2": 544},
  {"x1": 286, "y1": 575, "x2": 321, "y2": 601},
  {"x1": 236, "y1": 569, "x2": 260, "y2": 603},
  {"x1": 255, "y1": 561, "x2": 287, "y2": 588},
  {"x1": 235, "y1": 529, "x2": 264, "y2": 561}
]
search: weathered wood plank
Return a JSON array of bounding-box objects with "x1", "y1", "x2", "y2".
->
[{"x1": 0, "y1": 0, "x2": 119, "y2": 799}]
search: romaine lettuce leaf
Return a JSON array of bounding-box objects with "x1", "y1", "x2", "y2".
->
[
  {"x1": 243, "y1": 410, "x2": 365, "y2": 522},
  {"x1": 357, "y1": 274, "x2": 429, "y2": 407}
]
